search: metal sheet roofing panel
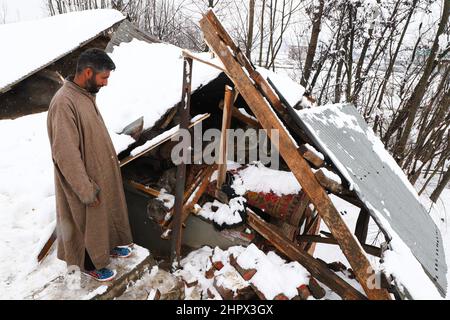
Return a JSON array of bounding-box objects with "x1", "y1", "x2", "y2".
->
[
  {"x1": 297, "y1": 103, "x2": 447, "y2": 297},
  {"x1": 0, "y1": 9, "x2": 125, "y2": 94}
]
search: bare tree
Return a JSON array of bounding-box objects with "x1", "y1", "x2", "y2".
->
[
  {"x1": 301, "y1": 0, "x2": 325, "y2": 89},
  {"x1": 393, "y1": 0, "x2": 449, "y2": 162},
  {"x1": 0, "y1": 0, "x2": 7, "y2": 24}
]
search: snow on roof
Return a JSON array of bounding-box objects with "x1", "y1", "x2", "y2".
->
[
  {"x1": 0, "y1": 9, "x2": 125, "y2": 93},
  {"x1": 97, "y1": 39, "x2": 223, "y2": 133}
]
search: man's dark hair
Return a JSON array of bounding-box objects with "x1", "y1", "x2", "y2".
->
[{"x1": 76, "y1": 48, "x2": 116, "y2": 74}]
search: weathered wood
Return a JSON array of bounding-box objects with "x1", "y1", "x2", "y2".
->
[
  {"x1": 127, "y1": 181, "x2": 161, "y2": 198},
  {"x1": 162, "y1": 166, "x2": 207, "y2": 227},
  {"x1": 171, "y1": 57, "x2": 193, "y2": 267},
  {"x1": 218, "y1": 100, "x2": 260, "y2": 128},
  {"x1": 217, "y1": 86, "x2": 234, "y2": 191},
  {"x1": 308, "y1": 277, "x2": 326, "y2": 299},
  {"x1": 200, "y1": 12, "x2": 390, "y2": 299},
  {"x1": 273, "y1": 220, "x2": 299, "y2": 242},
  {"x1": 289, "y1": 193, "x2": 310, "y2": 227},
  {"x1": 305, "y1": 215, "x2": 322, "y2": 255},
  {"x1": 160, "y1": 107, "x2": 178, "y2": 130},
  {"x1": 119, "y1": 113, "x2": 210, "y2": 167},
  {"x1": 204, "y1": 12, "x2": 313, "y2": 146},
  {"x1": 245, "y1": 209, "x2": 367, "y2": 300},
  {"x1": 355, "y1": 208, "x2": 370, "y2": 244},
  {"x1": 164, "y1": 165, "x2": 216, "y2": 238},
  {"x1": 314, "y1": 169, "x2": 349, "y2": 195},
  {"x1": 299, "y1": 144, "x2": 324, "y2": 168},
  {"x1": 182, "y1": 49, "x2": 226, "y2": 73},
  {"x1": 297, "y1": 235, "x2": 382, "y2": 257},
  {"x1": 37, "y1": 229, "x2": 57, "y2": 263}
]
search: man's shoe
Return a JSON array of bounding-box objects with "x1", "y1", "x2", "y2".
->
[
  {"x1": 84, "y1": 268, "x2": 117, "y2": 282},
  {"x1": 110, "y1": 247, "x2": 132, "y2": 258}
]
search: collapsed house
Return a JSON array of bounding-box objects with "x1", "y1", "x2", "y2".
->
[{"x1": 0, "y1": 9, "x2": 446, "y2": 300}]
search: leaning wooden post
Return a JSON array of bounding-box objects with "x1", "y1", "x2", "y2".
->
[
  {"x1": 171, "y1": 57, "x2": 193, "y2": 268},
  {"x1": 216, "y1": 85, "x2": 234, "y2": 191}
]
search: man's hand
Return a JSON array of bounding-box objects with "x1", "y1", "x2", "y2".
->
[{"x1": 88, "y1": 196, "x2": 101, "y2": 208}]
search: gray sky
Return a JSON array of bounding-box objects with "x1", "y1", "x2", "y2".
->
[{"x1": 0, "y1": 0, "x2": 47, "y2": 23}]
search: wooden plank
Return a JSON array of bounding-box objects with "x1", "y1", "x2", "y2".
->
[
  {"x1": 218, "y1": 101, "x2": 260, "y2": 128},
  {"x1": 200, "y1": 13, "x2": 391, "y2": 300},
  {"x1": 314, "y1": 169, "x2": 350, "y2": 196},
  {"x1": 163, "y1": 165, "x2": 216, "y2": 239},
  {"x1": 299, "y1": 144, "x2": 324, "y2": 168},
  {"x1": 37, "y1": 229, "x2": 57, "y2": 263},
  {"x1": 162, "y1": 166, "x2": 208, "y2": 228},
  {"x1": 171, "y1": 57, "x2": 193, "y2": 267},
  {"x1": 297, "y1": 235, "x2": 382, "y2": 258},
  {"x1": 355, "y1": 208, "x2": 371, "y2": 244},
  {"x1": 182, "y1": 49, "x2": 226, "y2": 73},
  {"x1": 127, "y1": 181, "x2": 161, "y2": 198},
  {"x1": 216, "y1": 86, "x2": 234, "y2": 191},
  {"x1": 246, "y1": 209, "x2": 367, "y2": 300},
  {"x1": 119, "y1": 113, "x2": 210, "y2": 168}
]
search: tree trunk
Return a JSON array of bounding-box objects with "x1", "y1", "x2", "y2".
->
[
  {"x1": 430, "y1": 166, "x2": 450, "y2": 203},
  {"x1": 301, "y1": 0, "x2": 324, "y2": 89},
  {"x1": 394, "y1": 1, "x2": 449, "y2": 161},
  {"x1": 246, "y1": 0, "x2": 256, "y2": 61},
  {"x1": 259, "y1": 0, "x2": 266, "y2": 66}
]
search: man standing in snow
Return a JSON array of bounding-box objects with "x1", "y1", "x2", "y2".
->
[{"x1": 47, "y1": 48, "x2": 133, "y2": 282}]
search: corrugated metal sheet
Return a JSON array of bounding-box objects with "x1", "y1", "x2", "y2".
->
[
  {"x1": 105, "y1": 19, "x2": 160, "y2": 53},
  {"x1": 297, "y1": 103, "x2": 447, "y2": 296}
]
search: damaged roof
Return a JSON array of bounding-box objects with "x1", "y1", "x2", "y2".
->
[
  {"x1": 0, "y1": 9, "x2": 126, "y2": 94},
  {"x1": 297, "y1": 103, "x2": 447, "y2": 297}
]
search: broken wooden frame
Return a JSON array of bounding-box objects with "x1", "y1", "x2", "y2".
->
[
  {"x1": 119, "y1": 113, "x2": 210, "y2": 168},
  {"x1": 171, "y1": 57, "x2": 193, "y2": 267},
  {"x1": 199, "y1": 10, "x2": 391, "y2": 300}
]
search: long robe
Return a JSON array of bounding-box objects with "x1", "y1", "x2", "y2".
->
[{"x1": 47, "y1": 80, "x2": 133, "y2": 271}]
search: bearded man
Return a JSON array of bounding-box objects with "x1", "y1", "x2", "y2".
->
[{"x1": 47, "y1": 48, "x2": 133, "y2": 282}]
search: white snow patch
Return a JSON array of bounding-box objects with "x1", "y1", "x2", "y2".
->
[
  {"x1": 231, "y1": 162, "x2": 302, "y2": 196},
  {"x1": 236, "y1": 244, "x2": 309, "y2": 299},
  {"x1": 97, "y1": 40, "x2": 222, "y2": 133}
]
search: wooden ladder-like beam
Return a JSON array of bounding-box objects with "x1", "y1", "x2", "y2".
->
[{"x1": 199, "y1": 10, "x2": 391, "y2": 300}]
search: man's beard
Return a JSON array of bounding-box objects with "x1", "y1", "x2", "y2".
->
[{"x1": 85, "y1": 75, "x2": 101, "y2": 94}]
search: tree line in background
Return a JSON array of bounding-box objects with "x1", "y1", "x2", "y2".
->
[{"x1": 41, "y1": 0, "x2": 450, "y2": 201}]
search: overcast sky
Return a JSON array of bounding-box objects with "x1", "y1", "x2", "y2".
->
[{"x1": 0, "y1": 0, "x2": 47, "y2": 23}]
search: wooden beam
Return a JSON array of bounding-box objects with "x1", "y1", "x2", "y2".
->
[
  {"x1": 314, "y1": 169, "x2": 350, "y2": 196},
  {"x1": 127, "y1": 181, "x2": 161, "y2": 198},
  {"x1": 171, "y1": 57, "x2": 193, "y2": 267},
  {"x1": 200, "y1": 12, "x2": 390, "y2": 300},
  {"x1": 37, "y1": 229, "x2": 57, "y2": 263},
  {"x1": 297, "y1": 235, "x2": 382, "y2": 258},
  {"x1": 355, "y1": 208, "x2": 370, "y2": 244},
  {"x1": 163, "y1": 165, "x2": 216, "y2": 239},
  {"x1": 246, "y1": 209, "x2": 367, "y2": 300},
  {"x1": 216, "y1": 86, "x2": 234, "y2": 191},
  {"x1": 182, "y1": 49, "x2": 226, "y2": 73},
  {"x1": 218, "y1": 101, "x2": 260, "y2": 128},
  {"x1": 119, "y1": 113, "x2": 210, "y2": 168},
  {"x1": 299, "y1": 145, "x2": 324, "y2": 168}
]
